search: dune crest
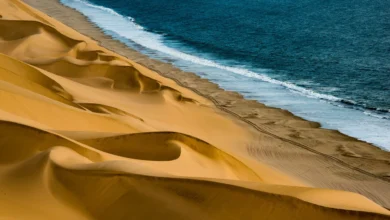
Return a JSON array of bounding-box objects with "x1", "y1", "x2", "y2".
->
[{"x1": 0, "y1": 0, "x2": 389, "y2": 219}]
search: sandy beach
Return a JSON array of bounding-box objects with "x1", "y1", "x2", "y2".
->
[{"x1": 0, "y1": 0, "x2": 389, "y2": 219}]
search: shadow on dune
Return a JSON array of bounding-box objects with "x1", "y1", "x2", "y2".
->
[
  {"x1": 0, "y1": 19, "x2": 199, "y2": 104},
  {"x1": 0, "y1": 121, "x2": 388, "y2": 219}
]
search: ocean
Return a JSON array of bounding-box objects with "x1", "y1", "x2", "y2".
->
[{"x1": 60, "y1": 0, "x2": 390, "y2": 149}]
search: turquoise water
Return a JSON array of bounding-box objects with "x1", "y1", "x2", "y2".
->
[{"x1": 60, "y1": 0, "x2": 390, "y2": 149}]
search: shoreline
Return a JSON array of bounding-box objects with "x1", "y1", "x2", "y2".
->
[
  {"x1": 54, "y1": 0, "x2": 390, "y2": 150},
  {"x1": 17, "y1": 0, "x2": 390, "y2": 209}
]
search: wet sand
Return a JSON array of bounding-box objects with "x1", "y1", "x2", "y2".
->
[{"x1": 0, "y1": 0, "x2": 389, "y2": 218}]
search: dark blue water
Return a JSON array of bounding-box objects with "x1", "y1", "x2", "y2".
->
[
  {"x1": 60, "y1": 0, "x2": 390, "y2": 149},
  {"x1": 84, "y1": 0, "x2": 390, "y2": 111}
]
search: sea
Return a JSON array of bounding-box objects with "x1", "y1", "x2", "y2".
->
[{"x1": 60, "y1": 0, "x2": 390, "y2": 150}]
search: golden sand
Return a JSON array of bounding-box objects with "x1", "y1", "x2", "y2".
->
[{"x1": 0, "y1": 0, "x2": 389, "y2": 219}]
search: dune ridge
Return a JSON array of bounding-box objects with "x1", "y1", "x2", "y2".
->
[
  {"x1": 1, "y1": 120, "x2": 389, "y2": 219},
  {"x1": 0, "y1": 0, "x2": 389, "y2": 219}
]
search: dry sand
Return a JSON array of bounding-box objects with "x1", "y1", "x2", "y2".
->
[{"x1": 0, "y1": 0, "x2": 388, "y2": 219}]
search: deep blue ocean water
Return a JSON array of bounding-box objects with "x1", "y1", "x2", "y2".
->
[{"x1": 60, "y1": 0, "x2": 390, "y2": 149}]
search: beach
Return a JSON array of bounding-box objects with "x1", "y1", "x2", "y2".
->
[{"x1": 0, "y1": 0, "x2": 389, "y2": 218}]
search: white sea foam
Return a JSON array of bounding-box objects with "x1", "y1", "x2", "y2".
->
[
  {"x1": 60, "y1": 0, "x2": 390, "y2": 150},
  {"x1": 62, "y1": 0, "x2": 341, "y2": 102}
]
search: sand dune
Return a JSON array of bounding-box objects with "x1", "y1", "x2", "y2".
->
[
  {"x1": 0, "y1": 0, "x2": 389, "y2": 219},
  {"x1": 1, "y1": 121, "x2": 389, "y2": 219}
]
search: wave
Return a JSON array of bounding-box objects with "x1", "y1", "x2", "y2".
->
[
  {"x1": 60, "y1": 0, "x2": 390, "y2": 118},
  {"x1": 62, "y1": 0, "x2": 390, "y2": 116},
  {"x1": 59, "y1": 0, "x2": 390, "y2": 149},
  {"x1": 61, "y1": 0, "x2": 342, "y2": 101}
]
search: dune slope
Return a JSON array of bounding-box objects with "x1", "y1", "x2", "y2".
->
[{"x1": 0, "y1": 0, "x2": 389, "y2": 219}]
